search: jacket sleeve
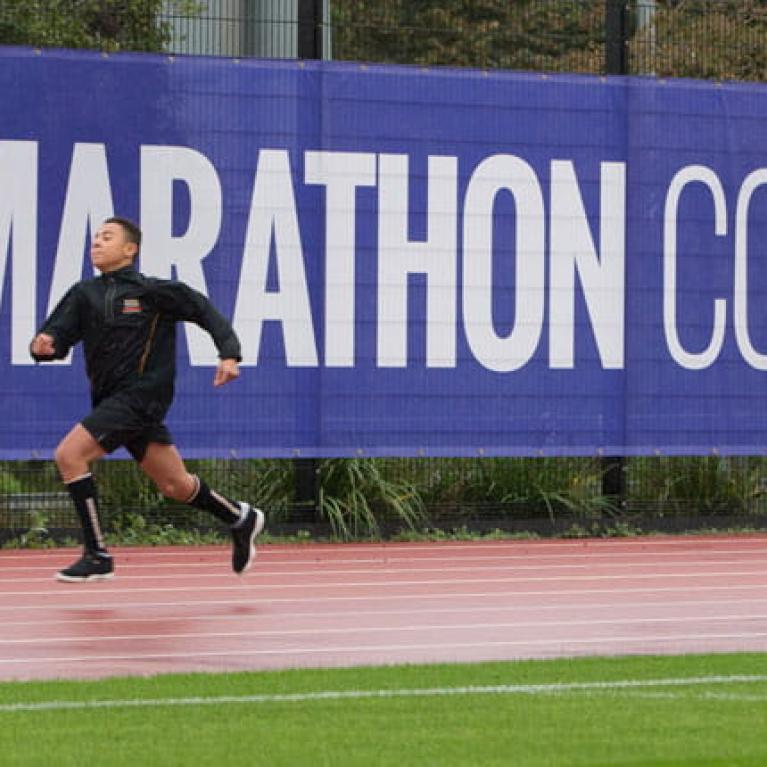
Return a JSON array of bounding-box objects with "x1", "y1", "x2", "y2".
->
[
  {"x1": 151, "y1": 280, "x2": 242, "y2": 361},
  {"x1": 30, "y1": 285, "x2": 84, "y2": 361}
]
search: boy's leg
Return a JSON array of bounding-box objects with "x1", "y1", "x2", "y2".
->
[
  {"x1": 137, "y1": 442, "x2": 264, "y2": 574},
  {"x1": 136, "y1": 442, "x2": 238, "y2": 523},
  {"x1": 53, "y1": 424, "x2": 114, "y2": 582}
]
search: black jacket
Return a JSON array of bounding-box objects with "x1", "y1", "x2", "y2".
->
[{"x1": 31, "y1": 266, "x2": 241, "y2": 415}]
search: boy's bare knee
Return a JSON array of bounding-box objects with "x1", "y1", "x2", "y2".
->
[
  {"x1": 53, "y1": 444, "x2": 76, "y2": 478},
  {"x1": 157, "y1": 475, "x2": 194, "y2": 502},
  {"x1": 156, "y1": 479, "x2": 178, "y2": 500},
  {"x1": 53, "y1": 425, "x2": 103, "y2": 482}
]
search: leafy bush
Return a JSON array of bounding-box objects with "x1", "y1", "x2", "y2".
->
[
  {"x1": 318, "y1": 458, "x2": 426, "y2": 538},
  {"x1": 0, "y1": 0, "x2": 200, "y2": 52},
  {"x1": 628, "y1": 456, "x2": 765, "y2": 514},
  {"x1": 331, "y1": 0, "x2": 604, "y2": 72},
  {"x1": 630, "y1": 0, "x2": 767, "y2": 80}
]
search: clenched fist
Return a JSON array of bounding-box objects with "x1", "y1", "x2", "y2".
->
[
  {"x1": 30, "y1": 333, "x2": 57, "y2": 360},
  {"x1": 214, "y1": 358, "x2": 240, "y2": 387}
]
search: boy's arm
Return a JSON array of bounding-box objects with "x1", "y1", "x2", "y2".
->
[
  {"x1": 151, "y1": 280, "x2": 242, "y2": 362},
  {"x1": 29, "y1": 286, "x2": 84, "y2": 362}
]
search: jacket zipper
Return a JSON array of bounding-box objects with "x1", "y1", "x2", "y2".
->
[
  {"x1": 105, "y1": 277, "x2": 116, "y2": 321},
  {"x1": 138, "y1": 314, "x2": 160, "y2": 376}
]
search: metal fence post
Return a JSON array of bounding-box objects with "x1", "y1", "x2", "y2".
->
[
  {"x1": 292, "y1": 0, "x2": 324, "y2": 520},
  {"x1": 293, "y1": 458, "x2": 320, "y2": 521},
  {"x1": 603, "y1": 0, "x2": 628, "y2": 512},
  {"x1": 601, "y1": 455, "x2": 627, "y2": 511},
  {"x1": 605, "y1": 0, "x2": 628, "y2": 76},
  {"x1": 298, "y1": 0, "x2": 323, "y2": 59}
]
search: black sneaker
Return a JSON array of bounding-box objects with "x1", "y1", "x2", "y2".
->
[
  {"x1": 231, "y1": 504, "x2": 265, "y2": 575},
  {"x1": 56, "y1": 551, "x2": 114, "y2": 583}
]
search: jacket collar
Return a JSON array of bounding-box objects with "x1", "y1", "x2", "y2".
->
[{"x1": 100, "y1": 265, "x2": 138, "y2": 280}]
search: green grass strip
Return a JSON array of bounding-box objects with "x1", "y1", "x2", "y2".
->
[
  {"x1": 1, "y1": 653, "x2": 766, "y2": 766},
  {"x1": 2, "y1": 672, "x2": 767, "y2": 713}
]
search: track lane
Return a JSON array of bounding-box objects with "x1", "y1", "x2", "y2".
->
[{"x1": 1, "y1": 535, "x2": 765, "y2": 680}]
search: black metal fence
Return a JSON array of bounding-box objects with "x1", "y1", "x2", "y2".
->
[
  {"x1": 4, "y1": 2, "x2": 767, "y2": 80},
  {"x1": 3, "y1": 1, "x2": 767, "y2": 541},
  {"x1": 145, "y1": 1, "x2": 767, "y2": 81},
  {"x1": 3, "y1": 455, "x2": 767, "y2": 544}
]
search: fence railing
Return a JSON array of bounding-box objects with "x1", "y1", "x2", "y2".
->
[
  {"x1": 3, "y1": 456, "x2": 767, "y2": 544},
  {"x1": 3, "y1": 2, "x2": 767, "y2": 81}
]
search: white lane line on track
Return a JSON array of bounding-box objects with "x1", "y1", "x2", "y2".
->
[
  {"x1": 1, "y1": 612, "x2": 767, "y2": 646},
  {"x1": 2, "y1": 560, "x2": 764, "y2": 580},
  {"x1": 3, "y1": 596, "x2": 767, "y2": 628},
  {"x1": 5, "y1": 555, "x2": 767, "y2": 581},
  {"x1": 1, "y1": 633, "x2": 767, "y2": 665},
  {"x1": 1, "y1": 674, "x2": 766, "y2": 713},
  {"x1": 2, "y1": 537, "x2": 766, "y2": 561},
  {"x1": 5, "y1": 548, "x2": 767, "y2": 572},
  {"x1": 1, "y1": 582, "x2": 766, "y2": 611},
  {"x1": 2, "y1": 568, "x2": 767, "y2": 597}
]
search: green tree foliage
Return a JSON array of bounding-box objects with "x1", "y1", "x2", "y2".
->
[
  {"x1": 2, "y1": 0, "x2": 766, "y2": 81},
  {"x1": 331, "y1": 0, "x2": 767, "y2": 81},
  {"x1": 631, "y1": 0, "x2": 767, "y2": 80},
  {"x1": 0, "y1": 0, "x2": 199, "y2": 52},
  {"x1": 331, "y1": 0, "x2": 605, "y2": 73}
]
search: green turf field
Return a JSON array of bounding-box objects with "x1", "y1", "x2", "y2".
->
[{"x1": 1, "y1": 653, "x2": 766, "y2": 766}]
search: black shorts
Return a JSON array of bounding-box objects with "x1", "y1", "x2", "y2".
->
[{"x1": 81, "y1": 394, "x2": 173, "y2": 462}]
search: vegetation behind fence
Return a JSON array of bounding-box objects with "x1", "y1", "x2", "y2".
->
[
  {"x1": 3, "y1": 456, "x2": 767, "y2": 545},
  {"x1": 3, "y1": 1, "x2": 767, "y2": 81}
]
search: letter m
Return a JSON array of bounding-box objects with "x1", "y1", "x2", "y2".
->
[{"x1": 0, "y1": 141, "x2": 37, "y2": 364}]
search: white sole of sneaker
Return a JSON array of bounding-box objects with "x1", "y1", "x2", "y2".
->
[
  {"x1": 55, "y1": 572, "x2": 115, "y2": 583},
  {"x1": 239, "y1": 507, "x2": 265, "y2": 575}
]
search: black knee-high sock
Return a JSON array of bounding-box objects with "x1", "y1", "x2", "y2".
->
[
  {"x1": 186, "y1": 476, "x2": 242, "y2": 525},
  {"x1": 65, "y1": 474, "x2": 107, "y2": 554}
]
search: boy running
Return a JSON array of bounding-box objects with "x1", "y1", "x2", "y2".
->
[{"x1": 30, "y1": 217, "x2": 264, "y2": 582}]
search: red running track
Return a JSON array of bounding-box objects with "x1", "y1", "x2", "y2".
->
[{"x1": 1, "y1": 535, "x2": 767, "y2": 681}]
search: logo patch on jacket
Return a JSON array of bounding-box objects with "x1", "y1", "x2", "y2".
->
[{"x1": 122, "y1": 298, "x2": 142, "y2": 314}]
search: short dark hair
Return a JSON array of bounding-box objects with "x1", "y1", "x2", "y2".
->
[{"x1": 104, "y1": 216, "x2": 142, "y2": 253}]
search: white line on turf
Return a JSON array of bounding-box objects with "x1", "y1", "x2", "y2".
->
[
  {"x1": 0, "y1": 674, "x2": 765, "y2": 713},
  {"x1": 617, "y1": 690, "x2": 767, "y2": 702}
]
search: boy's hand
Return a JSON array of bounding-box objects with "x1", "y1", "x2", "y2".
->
[
  {"x1": 214, "y1": 358, "x2": 240, "y2": 387},
  {"x1": 30, "y1": 333, "x2": 56, "y2": 360}
]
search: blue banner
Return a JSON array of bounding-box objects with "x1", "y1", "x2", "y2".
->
[{"x1": 1, "y1": 47, "x2": 767, "y2": 458}]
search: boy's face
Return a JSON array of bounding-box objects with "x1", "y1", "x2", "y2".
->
[{"x1": 91, "y1": 223, "x2": 137, "y2": 273}]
